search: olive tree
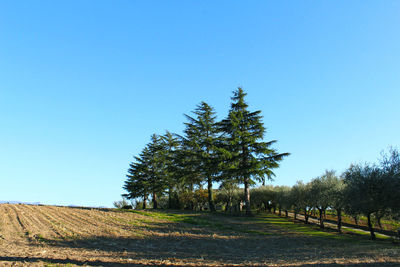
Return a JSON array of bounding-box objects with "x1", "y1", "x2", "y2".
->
[
  {"x1": 310, "y1": 170, "x2": 339, "y2": 229},
  {"x1": 291, "y1": 181, "x2": 312, "y2": 223},
  {"x1": 343, "y1": 163, "x2": 386, "y2": 240},
  {"x1": 380, "y1": 147, "x2": 400, "y2": 218},
  {"x1": 275, "y1": 185, "x2": 292, "y2": 217}
]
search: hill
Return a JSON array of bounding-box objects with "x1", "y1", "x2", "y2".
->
[{"x1": 0, "y1": 204, "x2": 399, "y2": 266}]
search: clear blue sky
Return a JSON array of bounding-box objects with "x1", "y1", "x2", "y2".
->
[{"x1": 1, "y1": 1, "x2": 399, "y2": 207}]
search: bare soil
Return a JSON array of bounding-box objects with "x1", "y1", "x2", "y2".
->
[{"x1": 0, "y1": 204, "x2": 399, "y2": 266}]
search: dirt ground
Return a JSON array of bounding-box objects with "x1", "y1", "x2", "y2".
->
[{"x1": 0, "y1": 204, "x2": 399, "y2": 266}]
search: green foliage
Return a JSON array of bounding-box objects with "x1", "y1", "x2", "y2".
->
[
  {"x1": 215, "y1": 181, "x2": 242, "y2": 212},
  {"x1": 123, "y1": 88, "x2": 290, "y2": 215},
  {"x1": 160, "y1": 131, "x2": 181, "y2": 208},
  {"x1": 291, "y1": 181, "x2": 312, "y2": 214},
  {"x1": 380, "y1": 147, "x2": 400, "y2": 216},
  {"x1": 250, "y1": 186, "x2": 275, "y2": 211},
  {"x1": 177, "y1": 189, "x2": 195, "y2": 209},
  {"x1": 343, "y1": 163, "x2": 386, "y2": 239},
  {"x1": 113, "y1": 198, "x2": 132, "y2": 209},
  {"x1": 342, "y1": 147, "x2": 400, "y2": 231},
  {"x1": 123, "y1": 153, "x2": 150, "y2": 205},
  {"x1": 123, "y1": 134, "x2": 169, "y2": 209},
  {"x1": 182, "y1": 102, "x2": 220, "y2": 211},
  {"x1": 274, "y1": 185, "x2": 292, "y2": 215},
  {"x1": 193, "y1": 188, "x2": 209, "y2": 210},
  {"x1": 219, "y1": 88, "x2": 290, "y2": 214},
  {"x1": 310, "y1": 170, "x2": 340, "y2": 228},
  {"x1": 344, "y1": 164, "x2": 386, "y2": 216}
]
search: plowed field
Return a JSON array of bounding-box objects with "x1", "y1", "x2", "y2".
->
[{"x1": 0, "y1": 204, "x2": 399, "y2": 266}]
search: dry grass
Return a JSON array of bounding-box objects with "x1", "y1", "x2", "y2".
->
[{"x1": 0, "y1": 204, "x2": 399, "y2": 266}]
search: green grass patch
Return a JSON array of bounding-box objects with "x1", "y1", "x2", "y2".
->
[
  {"x1": 120, "y1": 209, "x2": 394, "y2": 243},
  {"x1": 132, "y1": 210, "x2": 233, "y2": 230},
  {"x1": 342, "y1": 226, "x2": 391, "y2": 240},
  {"x1": 121, "y1": 209, "x2": 246, "y2": 232},
  {"x1": 254, "y1": 213, "x2": 351, "y2": 240}
]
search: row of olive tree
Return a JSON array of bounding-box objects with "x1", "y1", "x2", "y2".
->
[
  {"x1": 343, "y1": 148, "x2": 400, "y2": 239},
  {"x1": 228, "y1": 148, "x2": 399, "y2": 240},
  {"x1": 123, "y1": 88, "x2": 289, "y2": 214}
]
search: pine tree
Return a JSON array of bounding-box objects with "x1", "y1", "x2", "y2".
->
[
  {"x1": 183, "y1": 102, "x2": 220, "y2": 211},
  {"x1": 177, "y1": 117, "x2": 206, "y2": 210},
  {"x1": 145, "y1": 134, "x2": 168, "y2": 209},
  {"x1": 161, "y1": 130, "x2": 181, "y2": 208},
  {"x1": 123, "y1": 151, "x2": 150, "y2": 209},
  {"x1": 219, "y1": 88, "x2": 289, "y2": 215},
  {"x1": 124, "y1": 134, "x2": 168, "y2": 209}
]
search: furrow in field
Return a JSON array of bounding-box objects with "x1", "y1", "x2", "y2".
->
[
  {"x1": 1, "y1": 205, "x2": 29, "y2": 243},
  {"x1": 37, "y1": 205, "x2": 88, "y2": 239},
  {"x1": 85, "y1": 209, "x2": 153, "y2": 234},
  {"x1": 0, "y1": 205, "x2": 17, "y2": 240},
  {"x1": 17, "y1": 204, "x2": 69, "y2": 241},
  {"x1": 59, "y1": 207, "x2": 134, "y2": 233},
  {"x1": 55, "y1": 207, "x2": 133, "y2": 236},
  {"x1": 23, "y1": 205, "x2": 70, "y2": 240},
  {"x1": 47, "y1": 206, "x2": 105, "y2": 229},
  {"x1": 0, "y1": 205, "x2": 8, "y2": 229},
  {"x1": 42, "y1": 206, "x2": 100, "y2": 237},
  {"x1": 8, "y1": 205, "x2": 43, "y2": 240},
  {"x1": 18, "y1": 205, "x2": 53, "y2": 233}
]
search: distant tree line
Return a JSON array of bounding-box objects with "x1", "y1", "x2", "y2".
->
[
  {"x1": 236, "y1": 147, "x2": 399, "y2": 240},
  {"x1": 122, "y1": 88, "x2": 289, "y2": 215}
]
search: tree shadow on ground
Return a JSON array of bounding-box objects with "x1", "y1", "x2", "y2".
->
[
  {"x1": 1, "y1": 256, "x2": 400, "y2": 267},
  {"x1": 0, "y1": 256, "x2": 130, "y2": 267},
  {"x1": 3, "y1": 208, "x2": 399, "y2": 266},
  {"x1": 28, "y1": 232, "x2": 399, "y2": 266}
]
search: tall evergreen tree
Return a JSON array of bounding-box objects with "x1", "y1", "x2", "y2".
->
[
  {"x1": 219, "y1": 88, "x2": 289, "y2": 215},
  {"x1": 176, "y1": 109, "x2": 211, "y2": 209},
  {"x1": 161, "y1": 130, "x2": 181, "y2": 208},
  {"x1": 145, "y1": 134, "x2": 168, "y2": 209},
  {"x1": 183, "y1": 102, "x2": 220, "y2": 211},
  {"x1": 124, "y1": 134, "x2": 168, "y2": 209},
  {"x1": 123, "y1": 150, "x2": 151, "y2": 209}
]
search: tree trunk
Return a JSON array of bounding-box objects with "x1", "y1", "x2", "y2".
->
[
  {"x1": 337, "y1": 208, "x2": 342, "y2": 233},
  {"x1": 319, "y1": 208, "x2": 324, "y2": 229},
  {"x1": 377, "y1": 216, "x2": 383, "y2": 230},
  {"x1": 279, "y1": 208, "x2": 282, "y2": 216},
  {"x1": 263, "y1": 202, "x2": 267, "y2": 211},
  {"x1": 168, "y1": 187, "x2": 172, "y2": 209},
  {"x1": 256, "y1": 204, "x2": 261, "y2": 214},
  {"x1": 294, "y1": 211, "x2": 297, "y2": 220},
  {"x1": 367, "y1": 213, "x2": 376, "y2": 240},
  {"x1": 207, "y1": 176, "x2": 216, "y2": 212},
  {"x1": 353, "y1": 216, "x2": 358, "y2": 225},
  {"x1": 153, "y1": 192, "x2": 158, "y2": 209},
  {"x1": 189, "y1": 183, "x2": 194, "y2": 211},
  {"x1": 285, "y1": 210, "x2": 288, "y2": 217},
  {"x1": 244, "y1": 176, "x2": 251, "y2": 215},
  {"x1": 143, "y1": 195, "x2": 147, "y2": 209},
  {"x1": 304, "y1": 208, "x2": 309, "y2": 224}
]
